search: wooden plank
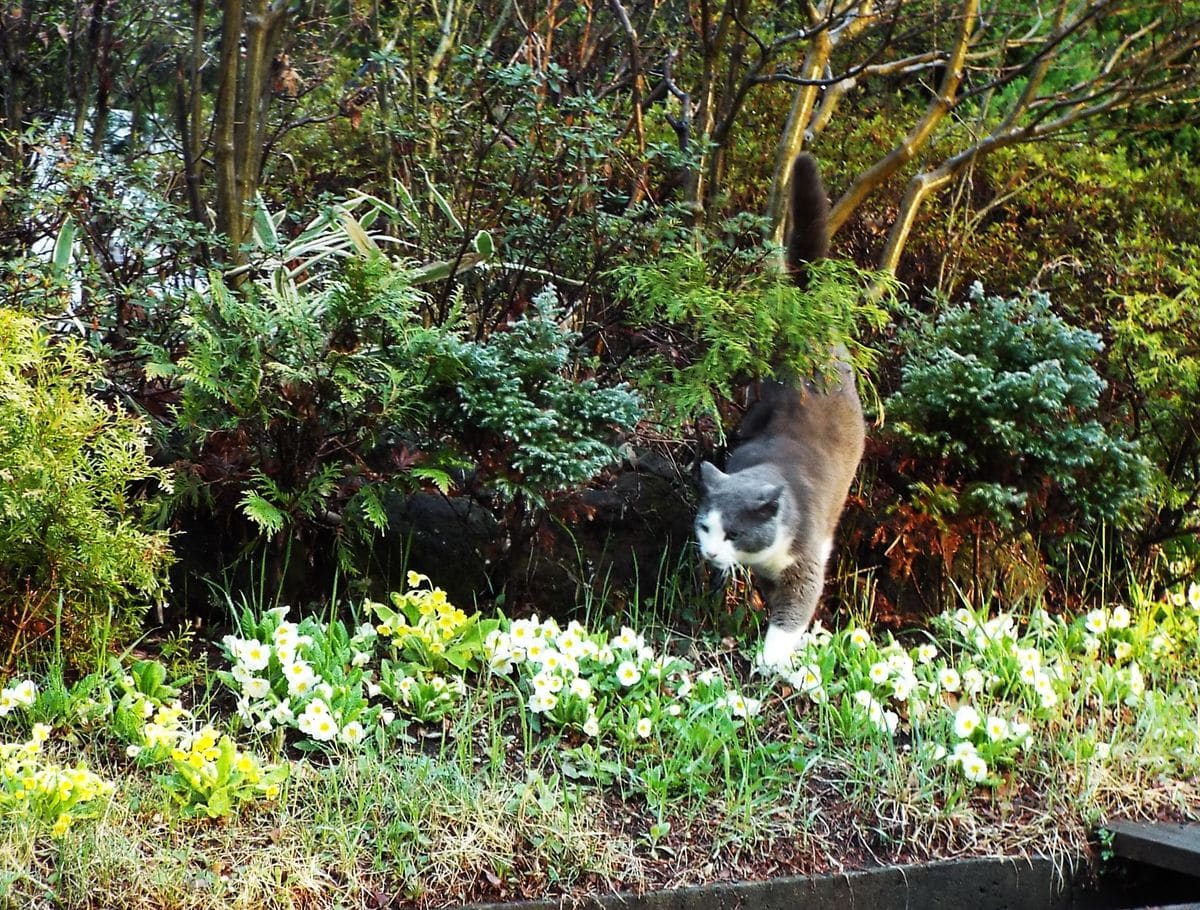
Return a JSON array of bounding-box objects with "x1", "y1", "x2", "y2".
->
[{"x1": 1105, "y1": 820, "x2": 1200, "y2": 878}]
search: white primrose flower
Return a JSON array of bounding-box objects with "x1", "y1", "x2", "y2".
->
[
  {"x1": 595, "y1": 646, "x2": 616, "y2": 666},
  {"x1": 1084, "y1": 610, "x2": 1108, "y2": 635},
  {"x1": 635, "y1": 717, "x2": 653, "y2": 739},
  {"x1": 556, "y1": 629, "x2": 585, "y2": 658},
  {"x1": 271, "y1": 700, "x2": 295, "y2": 725},
  {"x1": 878, "y1": 709, "x2": 899, "y2": 735},
  {"x1": 509, "y1": 618, "x2": 538, "y2": 646},
  {"x1": 528, "y1": 690, "x2": 558, "y2": 714},
  {"x1": 954, "y1": 705, "x2": 982, "y2": 739},
  {"x1": 938, "y1": 667, "x2": 962, "y2": 692},
  {"x1": 960, "y1": 752, "x2": 989, "y2": 783},
  {"x1": 1113, "y1": 641, "x2": 1133, "y2": 661},
  {"x1": 243, "y1": 677, "x2": 271, "y2": 700},
  {"x1": 847, "y1": 627, "x2": 871, "y2": 649},
  {"x1": 284, "y1": 660, "x2": 318, "y2": 697},
  {"x1": 787, "y1": 665, "x2": 823, "y2": 693},
  {"x1": 723, "y1": 692, "x2": 760, "y2": 718},
  {"x1": 339, "y1": 720, "x2": 367, "y2": 747},
  {"x1": 985, "y1": 715, "x2": 1009, "y2": 741},
  {"x1": 489, "y1": 648, "x2": 515, "y2": 675},
  {"x1": 666, "y1": 703, "x2": 682, "y2": 717},
  {"x1": 616, "y1": 661, "x2": 642, "y2": 687},
  {"x1": 916, "y1": 644, "x2": 938, "y2": 665},
  {"x1": 569, "y1": 677, "x2": 593, "y2": 700},
  {"x1": 1189, "y1": 583, "x2": 1200, "y2": 611},
  {"x1": 1109, "y1": 605, "x2": 1131, "y2": 629},
  {"x1": 301, "y1": 713, "x2": 339, "y2": 742},
  {"x1": 305, "y1": 698, "x2": 330, "y2": 717},
  {"x1": 950, "y1": 740, "x2": 977, "y2": 762},
  {"x1": 963, "y1": 667, "x2": 985, "y2": 695},
  {"x1": 583, "y1": 713, "x2": 601, "y2": 737},
  {"x1": 351, "y1": 649, "x2": 372, "y2": 668},
  {"x1": 611, "y1": 626, "x2": 643, "y2": 651},
  {"x1": 1014, "y1": 646, "x2": 1041, "y2": 669},
  {"x1": 891, "y1": 674, "x2": 917, "y2": 702},
  {"x1": 395, "y1": 676, "x2": 416, "y2": 704},
  {"x1": 868, "y1": 662, "x2": 891, "y2": 685},
  {"x1": 236, "y1": 638, "x2": 271, "y2": 672}
]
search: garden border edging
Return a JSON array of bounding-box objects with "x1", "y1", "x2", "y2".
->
[{"x1": 464, "y1": 855, "x2": 1097, "y2": 910}]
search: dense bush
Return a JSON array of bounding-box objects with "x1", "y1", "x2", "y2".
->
[
  {"x1": 612, "y1": 245, "x2": 889, "y2": 432},
  {"x1": 0, "y1": 309, "x2": 172, "y2": 670},
  {"x1": 151, "y1": 229, "x2": 640, "y2": 595},
  {"x1": 885, "y1": 283, "x2": 1150, "y2": 533},
  {"x1": 431, "y1": 285, "x2": 641, "y2": 505}
]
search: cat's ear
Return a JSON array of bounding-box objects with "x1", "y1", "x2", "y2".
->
[
  {"x1": 754, "y1": 484, "x2": 783, "y2": 514},
  {"x1": 699, "y1": 461, "x2": 725, "y2": 490}
]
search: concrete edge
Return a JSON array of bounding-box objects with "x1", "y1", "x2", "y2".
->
[{"x1": 463, "y1": 855, "x2": 1093, "y2": 910}]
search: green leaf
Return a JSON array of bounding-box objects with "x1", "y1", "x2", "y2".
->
[
  {"x1": 410, "y1": 466, "x2": 453, "y2": 494},
  {"x1": 424, "y1": 173, "x2": 463, "y2": 233},
  {"x1": 250, "y1": 193, "x2": 280, "y2": 253},
  {"x1": 472, "y1": 230, "x2": 495, "y2": 260},
  {"x1": 51, "y1": 217, "x2": 75, "y2": 279},
  {"x1": 240, "y1": 492, "x2": 286, "y2": 535},
  {"x1": 205, "y1": 786, "x2": 232, "y2": 818}
]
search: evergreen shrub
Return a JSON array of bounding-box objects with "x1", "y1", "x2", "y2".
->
[
  {"x1": 886, "y1": 283, "x2": 1150, "y2": 534},
  {"x1": 0, "y1": 309, "x2": 172, "y2": 670}
]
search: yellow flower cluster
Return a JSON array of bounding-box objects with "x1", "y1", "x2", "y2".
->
[
  {"x1": 374, "y1": 571, "x2": 471, "y2": 656},
  {"x1": 129, "y1": 698, "x2": 282, "y2": 805},
  {"x1": 0, "y1": 723, "x2": 115, "y2": 837}
]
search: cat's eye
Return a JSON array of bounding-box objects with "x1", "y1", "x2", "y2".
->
[{"x1": 698, "y1": 522, "x2": 710, "y2": 534}]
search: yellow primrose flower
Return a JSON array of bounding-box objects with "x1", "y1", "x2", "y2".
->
[{"x1": 50, "y1": 813, "x2": 73, "y2": 838}]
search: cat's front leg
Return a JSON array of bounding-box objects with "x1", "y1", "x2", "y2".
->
[{"x1": 757, "y1": 559, "x2": 824, "y2": 668}]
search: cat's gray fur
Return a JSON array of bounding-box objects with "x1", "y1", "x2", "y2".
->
[{"x1": 694, "y1": 153, "x2": 865, "y2": 667}]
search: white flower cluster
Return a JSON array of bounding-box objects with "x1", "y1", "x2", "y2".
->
[
  {"x1": 0, "y1": 678, "x2": 36, "y2": 716},
  {"x1": 220, "y1": 607, "x2": 386, "y2": 748},
  {"x1": 485, "y1": 616, "x2": 759, "y2": 742}
]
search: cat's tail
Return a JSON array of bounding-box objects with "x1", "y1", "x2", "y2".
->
[{"x1": 785, "y1": 152, "x2": 830, "y2": 278}]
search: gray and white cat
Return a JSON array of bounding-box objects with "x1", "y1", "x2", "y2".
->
[{"x1": 695, "y1": 154, "x2": 865, "y2": 668}]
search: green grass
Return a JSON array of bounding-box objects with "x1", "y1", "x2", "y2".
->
[{"x1": 2, "y1": 571, "x2": 1200, "y2": 907}]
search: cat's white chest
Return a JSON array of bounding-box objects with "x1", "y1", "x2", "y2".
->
[{"x1": 746, "y1": 528, "x2": 795, "y2": 579}]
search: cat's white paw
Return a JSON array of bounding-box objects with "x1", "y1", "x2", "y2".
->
[{"x1": 760, "y1": 623, "x2": 804, "y2": 670}]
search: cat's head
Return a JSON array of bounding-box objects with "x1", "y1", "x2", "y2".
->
[{"x1": 695, "y1": 462, "x2": 788, "y2": 573}]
